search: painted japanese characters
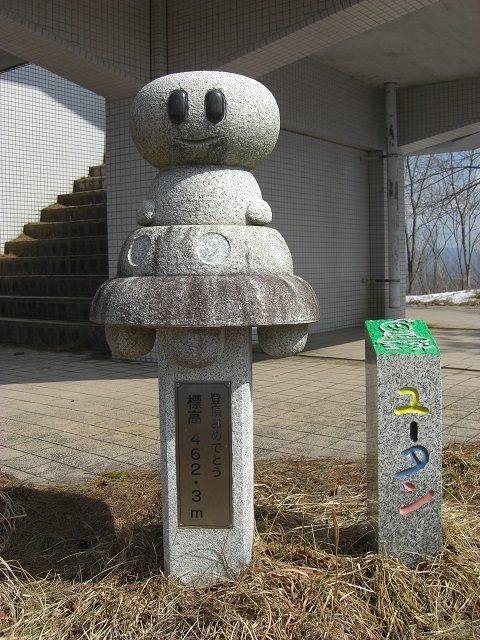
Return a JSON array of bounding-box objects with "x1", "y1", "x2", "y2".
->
[
  {"x1": 365, "y1": 319, "x2": 442, "y2": 565},
  {"x1": 176, "y1": 383, "x2": 232, "y2": 528}
]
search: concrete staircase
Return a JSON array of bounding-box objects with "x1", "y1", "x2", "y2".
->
[{"x1": 0, "y1": 165, "x2": 109, "y2": 351}]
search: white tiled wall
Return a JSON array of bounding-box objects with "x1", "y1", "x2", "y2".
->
[
  {"x1": 255, "y1": 129, "x2": 371, "y2": 332},
  {"x1": 0, "y1": 64, "x2": 105, "y2": 253},
  {"x1": 398, "y1": 78, "x2": 480, "y2": 154},
  {"x1": 0, "y1": 0, "x2": 151, "y2": 93},
  {"x1": 253, "y1": 57, "x2": 405, "y2": 329},
  {"x1": 105, "y1": 99, "x2": 156, "y2": 277},
  {"x1": 261, "y1": 57, "x2": 385, "y2": 151},
  {"x1": 103, "y1": 1, "x2": 168, "y2": 274},
  {"x1": 105, "y1": 98, "x2": 159, "y2": 362},
  {"x1": 151, "y1": 0, "x2": 168, "y2": 79}
]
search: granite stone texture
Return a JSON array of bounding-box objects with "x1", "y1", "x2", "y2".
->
[
  {"x1": 90, "y1": 274, "x2": 319, "y2": 329},
  {"x1": 138, "y1": 166, "x2": 272, "y2": 227},
  {"x1": 105, "y1": 324, "x2": 156, "y2": 358},
  {"x1": 164, "y1": 327, "x2": 225, "y2": 368},
  {"x1": 130, "y1": 71, "x2": 280, "y2": 171},
  {"x1": 117, "y1": 225, "x2": 294, "y2": 276},
  {"x1": 90, "y1": 71, "x2": 320, "y2": 583},
  {"x1": 257, "y1": 324, "x2": 308, "y2": 357},
  {"x1": 91, "y1": 70, "x2": 319, "y2": 361},
  {"x1": 158, "y1": 327, "x2": 254, "y2": 584},
  {"x1": 365, "y1": 321, "x2": 442, "y2": 565}
]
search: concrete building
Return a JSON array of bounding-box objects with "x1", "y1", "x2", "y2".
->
[{"x1": 1, "y1": 0, "x2": 479, "y2": 337}]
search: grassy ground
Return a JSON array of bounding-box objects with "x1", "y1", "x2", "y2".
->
[{"x1": 1, "y1": 443, "x2": 479, "y2": 639}]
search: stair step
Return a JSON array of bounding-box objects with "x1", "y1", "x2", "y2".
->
[
  {"x1": 0, "y1": 296, "x2": 93, "y2": 322},
  {"x1": 1, "y1": 162, "x2": 109, "y2": 351},
  {"x1": 57, "y1": 189, "x2": 107, "y2": 207},
  {"x1": 4, "y1": 235, "x2": 107, "y2": 258},
  {"x1": 89, "y1": 164, "x2": 106, "y2": 178},
  {"x1": 40, "y1": 203, "x2": 107, "y2": 223},
  {"x1": 0, "y1": 255, "x2": 108, "y2": 276},
  {"x1": 0, "y1": 317, "x2": 109, "y2": 351},
  {"x1": 23, "y1": 218, "x2": 107, "y2": 240},
  {"x1": 74, "y1": 176, "x2": 106, "y2": 192},
  {"x1": 0, "y1": 275, "x2": 108, "y2": 297}
]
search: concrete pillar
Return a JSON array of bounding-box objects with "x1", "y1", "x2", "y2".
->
[{"x1": 385, "y1": 82, "x2": 401, "y2": 310}]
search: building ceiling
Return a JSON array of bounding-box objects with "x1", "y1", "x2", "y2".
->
[
  {"x1": 309, "y1": 0, "x2": 480, "y2": 153},
  {"x1": 3, "y1": 0, "x2": 480, "y2": 89},
  {"x1": 310, "y1": 0, "x2": 480, "y2": 89},
  {"x1": 0, "y1": 49, "x2": 26, "y2": 72},
  {"x1": 1, "y1": 0, "x2": 478, "y2": 152},
  {"x1": 416, "y1": 131, "x2": 480, "y2": 155}
]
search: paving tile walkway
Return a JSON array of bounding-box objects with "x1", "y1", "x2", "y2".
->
[{"x1": 1, "y1": 305, "x2": 479, "y2": 484}]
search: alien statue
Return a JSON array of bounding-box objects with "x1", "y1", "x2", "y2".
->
[
  {"x1": 90, "y1": 71, "x2": 319, "y2": 583},
  {"x1": 90, "y1": 71, "x2": 319, "y2": 361}
]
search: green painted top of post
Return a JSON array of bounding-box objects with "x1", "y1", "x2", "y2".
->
[{"x1": 365, "y1": 319, "x2": 440, "y2": 355}]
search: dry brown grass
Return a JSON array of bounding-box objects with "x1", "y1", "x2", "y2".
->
[{"x1": 1, "y1": 443, "x2": 479, "y2": 640}]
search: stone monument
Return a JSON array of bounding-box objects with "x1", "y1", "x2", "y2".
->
[
  {"x1": 365, "y1": 319, "x2": 442, "y2": 565},
  {"x1": 90, "y1": 71, "x2": 319, "y2": 583}
]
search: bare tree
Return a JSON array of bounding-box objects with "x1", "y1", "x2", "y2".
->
[
  {"x1": 405, "y1": 155, "x2": 427, "y2": 293},
  {"x1": 436, "y1": 151, "x2": 480, "y2": 289},
  {"x1": 404, "y1": 150, "x2": 480, "y2": 294},
  {"x1": 404, "y1": 155, "x2": 449, "y2": 294}
]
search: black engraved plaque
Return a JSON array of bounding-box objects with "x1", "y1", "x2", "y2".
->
[{"x1": 176, "y1": 382, "x2": 232, "y2": 528}]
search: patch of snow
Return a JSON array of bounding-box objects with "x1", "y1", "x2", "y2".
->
[{"x1": 406, "y1": 289, "x2": 480, "y2": 305}]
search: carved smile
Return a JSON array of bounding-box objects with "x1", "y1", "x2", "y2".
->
[{"x1": 180, "y1": 137, "x2": 218, "y2": 146}]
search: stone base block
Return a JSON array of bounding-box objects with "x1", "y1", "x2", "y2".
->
[{"x1": 158, "y1": 327, "x2": 253, "y2": 584}]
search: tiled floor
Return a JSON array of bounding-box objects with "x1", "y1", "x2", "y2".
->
[{"x1": 1, "y1": 306, "x2": 479, "y2": 484}]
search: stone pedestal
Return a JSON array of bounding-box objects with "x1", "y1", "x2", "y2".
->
[
  {"x1": 365, "y1": 319, "x2": 442, "y2": 565},
  {"x1": 157, "y1": 327, "x2": 253, "y2": 584},
  {"x1": 90, "y1": 71, "x2": 320, "y2": 584}
]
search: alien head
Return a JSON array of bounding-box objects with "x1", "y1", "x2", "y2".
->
[{"x1": 130, "y1": 71, "x2": 280, "y2": 171}]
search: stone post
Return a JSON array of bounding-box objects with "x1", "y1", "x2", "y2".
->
[
  {"x1": 90, "y1": 71, "x2": 319, "y2": 583},
  {"x1": 158, "y1": 327, "x2": 253, "y2": 580},
  {"x1": 365, "y1": 319, "x2": 442, "y2": 565}
]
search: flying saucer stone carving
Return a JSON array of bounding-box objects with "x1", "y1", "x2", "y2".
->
[{"x1": 91, "y1": 71, "x2": 319, "y2": 584}]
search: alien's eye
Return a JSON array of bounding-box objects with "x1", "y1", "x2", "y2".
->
[
  {"x1": 205, "y1": 90, "x2": 226, "y2": 124},
  {"x1": 168, "y1": 90, "x2": 188, "y2": 124}
]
